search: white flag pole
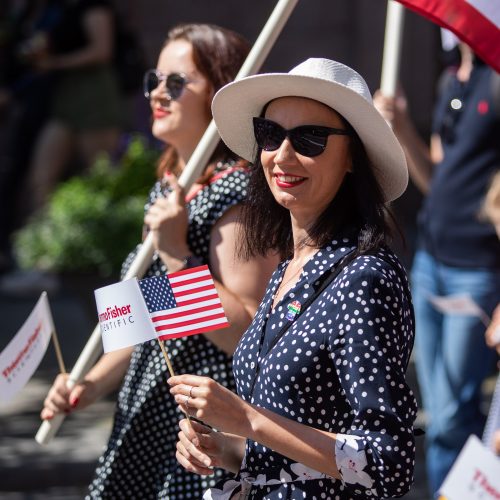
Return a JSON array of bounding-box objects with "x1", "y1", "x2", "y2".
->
[
  {"x1": 35, "y1": 0, "x2": 299, "y2": 445},
  {"x1": 380, "y1": 0, "x2": 405, "y2": 97}
]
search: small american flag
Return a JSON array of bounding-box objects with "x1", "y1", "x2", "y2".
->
[{"x1": 138, "y1": 265, "x2": 229, "y2": 340}]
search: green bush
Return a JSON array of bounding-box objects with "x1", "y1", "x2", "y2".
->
[{"x1": 14, "y1": 135, "x2": 159, "y2": 277}]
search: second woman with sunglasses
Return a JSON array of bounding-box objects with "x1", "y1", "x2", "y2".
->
[
  {"x1": 170, "y1": 58, "x2": 418, "y2": 499},
  {"x1": 40, "y1": 24, "x2": 277, "y2": 499}
]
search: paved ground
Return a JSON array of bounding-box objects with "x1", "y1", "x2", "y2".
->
[{"x1": 1, "y1": 276, "x2": 433, "y2": 499}]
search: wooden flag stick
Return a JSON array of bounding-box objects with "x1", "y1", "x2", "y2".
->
[
  {"x1": 158, "y1": 339, "x2": 175, "y2": 378},
  {"x1": 51, "y1": 329, "x2": 67, "y2": 375},
  {"x1": 35, "y1": 0, "x2": 299, "y2": 445},
  {"x1": 157, "y1": 339, "x2": 192, "y2": 422}
]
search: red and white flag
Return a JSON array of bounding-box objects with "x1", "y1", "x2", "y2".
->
[
  {"x1": 95, "y1": 265, "x2": 229, "y2": 352},
  {"x1": 139, "y1": 265, "x2": 229, "y2": 340},
  {"x1": 0, "y1": 293, "x2": 55, "y2": 404},
  {"x1": 396, "y1": 0, "x2": 500, "y2": 72}
]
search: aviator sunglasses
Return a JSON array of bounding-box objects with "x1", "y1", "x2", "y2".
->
[
  {"x1": 253, "y1": 117, "x2": 351, "y2": 158},
  {"x1": 143, "y1": 69, "x2": 193, "y2": 100}
]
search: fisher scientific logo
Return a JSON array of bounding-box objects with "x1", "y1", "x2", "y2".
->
[{"x1": 98, "y1": 304, "x2": 135, "y2": 332}]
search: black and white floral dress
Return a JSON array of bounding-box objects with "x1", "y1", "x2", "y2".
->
[
  {"x1": 87, "y1": 161, "x2": 248, "y2": 499},
  {"x1": 206, "y1": 236, "x2": 418, "y2": 499}
]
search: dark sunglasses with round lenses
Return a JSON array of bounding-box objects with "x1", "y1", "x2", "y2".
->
[
  {"x1": 143, "y1": 69, "x2": 192, "y2": 100},
  {"x1": 253, "y1": 117, "x2": 351, "y2": 157}
]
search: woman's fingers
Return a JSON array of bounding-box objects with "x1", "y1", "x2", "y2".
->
[
  {"x1": 178, "y1": 429, "x2": 213, "y2": 466},
  {"x1": 40, "y1": 407, "x2": 54, "y2": 420},
  {"x1": 176, "y1": 418, "x2": 217, "y2": 475},
  {"x1": 175, "y1": 449, "x2": 213, "y2": 476},
  {"x1": 68, "y1": 382, "x2": 91, "y2": 409},
  {"x1": 45, "y1": 390, "x2": 71, "y2": 412},
  {"x1": 168, "y1": 374, "x2": 208, "y2": 389},
  {"x1": 179, "y1": 418, "x2": 210, "y2": 444},
  {"x1": 40, "y1": 374, "x2": 96, "y2": 420}
]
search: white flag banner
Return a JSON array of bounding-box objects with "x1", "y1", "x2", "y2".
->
[
  {"x1": 439, "y1": 435, "x2": 500, "y2": 499},
  {"x1": 95, "y1": 278, "x2": 157, "y2": 353},
  {"x1": 0, "y1": 292, "x2": 55, "y2": 404},
  {"x1": 427, "y1": 293, "x2": 490, "y2": 325}
]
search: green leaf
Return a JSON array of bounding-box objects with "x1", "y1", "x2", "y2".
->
[{"x1": 14, "y1": 134, "x2": 160, "y2": 277}]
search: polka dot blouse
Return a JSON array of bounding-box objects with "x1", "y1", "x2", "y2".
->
[
  {"x1": 207, "y1": 236, "x2": 418, "y2": 499},
  {"x1": 87, "y1": 161, "x2": 248, "y2": 499}
]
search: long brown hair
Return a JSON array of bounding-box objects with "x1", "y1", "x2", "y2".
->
[
  {"x1": 156, "y1": 24, "x2": 250, "y2": 181},
  {"x1": 239, "y1": 122, "x2": 395, "y2": 260}
]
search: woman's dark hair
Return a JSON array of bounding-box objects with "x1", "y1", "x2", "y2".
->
[
  {"x1": 157, "y1": 24, "x2": 250, "y2": 179},
  {"x1": 239, "y1": 113, "x2": 399, "y2": 259}
]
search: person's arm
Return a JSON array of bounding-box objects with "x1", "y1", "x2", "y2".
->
[
  {"x1": 203, "y1": 204, "x2": 278, "y2": 354},
  {"x1": 145, "y1": 174, "x2": 279, "y2": 355},
  {"x1": 171, "y1": 262, "x2": 417, "y2": 496},
  {"x1": 39, "y1": 7, "x2": 114, "y2": 71},
  {"x1": 40, "y1": 347, "x2": 132, "y2": 420},
  {"x1": 171, "y1": 374, "x2": 343, "y2": 478},
  {"x1": 176, "y1": 418, "x2": 246, "y2": 475},
  {"x1": 373, "y1": 90, "x2": 439, "y2": 194}
]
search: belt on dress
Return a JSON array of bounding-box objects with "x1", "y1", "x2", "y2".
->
[{"x1": 203, "y1": 463, "x2": 329, "y2": 500}]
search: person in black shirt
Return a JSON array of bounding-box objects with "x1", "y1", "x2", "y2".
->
[{"x1": 374, "y1": 42, "x2": 500, "y2": 496}]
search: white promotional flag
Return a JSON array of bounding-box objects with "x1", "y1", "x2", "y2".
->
[
  {"x1": 0, "y1": 292, "x2": 55, "y2": 404},
  {"x1": 427, "y1": 293, "x2": 490, "y2": 326},
  {"x1": 95, "y1": 278, "x2": 157, "y2": 353},
  {"x1": 439, "y1": 435, "x2": 500, "y2": 499}
]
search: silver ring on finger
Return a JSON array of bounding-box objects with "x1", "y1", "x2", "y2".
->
[{"x1": 189, "y1": 386, "x2": 194, "y2": 398}]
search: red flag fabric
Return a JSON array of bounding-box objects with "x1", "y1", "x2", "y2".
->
[
  {"x1": 139, "y1": 265, "x2": 229, "y2": 340},
  {"x1": 396, "y1": 0, "x2": 500, "y2": 72}
]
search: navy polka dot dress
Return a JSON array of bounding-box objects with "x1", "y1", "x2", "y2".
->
[
  {"x1": 206, "y1": 236, "x2": 418, "y2": 499},
  {"x1": 87, "y1": 161, "x2": 248, "y2": 499}
]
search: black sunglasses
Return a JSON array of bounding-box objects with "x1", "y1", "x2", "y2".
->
[
  {"x1": 253, "y1": 117, "x2": 351, "y2": 157},
  {"x1": 143, "y1": 70, "x2": 192, "y2": 100}
]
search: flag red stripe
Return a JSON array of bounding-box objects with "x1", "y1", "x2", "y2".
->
[
  {"x1": 151, "y1": 303, "x2": 222, "y2": 322},
  {"x1": 171, "y1": 275, "x2": 213, "y2": 289},
  {"x1": 397, "y1": 0, "x2": 500, "y2": 72},
  {"x1": 167, "y1": 265, "x2": 209, "y2": 280},
  {"x1": 173, "y1": 293, "x2": 219, "y2": 307},
  {"x1": 173, "y1": 284, "x2": 215, "y2": 298},
  {"x1": 158, "y1": 321, "x2": 230, "y2": 340},
  {"x1": 154, "y1": 312, "x2": 228, "y2": 332}
]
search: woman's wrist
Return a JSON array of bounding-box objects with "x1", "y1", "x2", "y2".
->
[
  {"x1": 158, "y1": 248, "x2": 202, "y2": 272},
  {"x1": 219, "y1": 432, "x2": 245, "y2": 473}
]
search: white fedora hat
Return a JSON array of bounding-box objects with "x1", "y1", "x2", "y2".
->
[{"x1": 212, "y1": 58, "x2": 408, "y2": 202}]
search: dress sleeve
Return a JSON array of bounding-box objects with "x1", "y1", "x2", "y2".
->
[
  {"x1": 205, "y1": 168, "x2": 248, "y2": 223},
  {"x1": 326, "y1": 257, "x2": 418, "y2": 498}
]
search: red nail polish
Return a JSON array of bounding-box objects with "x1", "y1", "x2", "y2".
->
[{"x1": 70, "y1": 397, "x2": 79, "y2": 408}]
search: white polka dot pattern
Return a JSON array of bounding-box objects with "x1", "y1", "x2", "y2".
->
[
  {"x1": 209, "y1": 237, "x2": 417, "y2": 499},
  {"x1": 87, "y1": 161, "x2": 248, "y2": 499}
]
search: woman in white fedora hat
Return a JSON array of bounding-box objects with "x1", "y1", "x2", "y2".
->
[{"x1": 169, "y1": 58, "x2": 418, "y2": 499}]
